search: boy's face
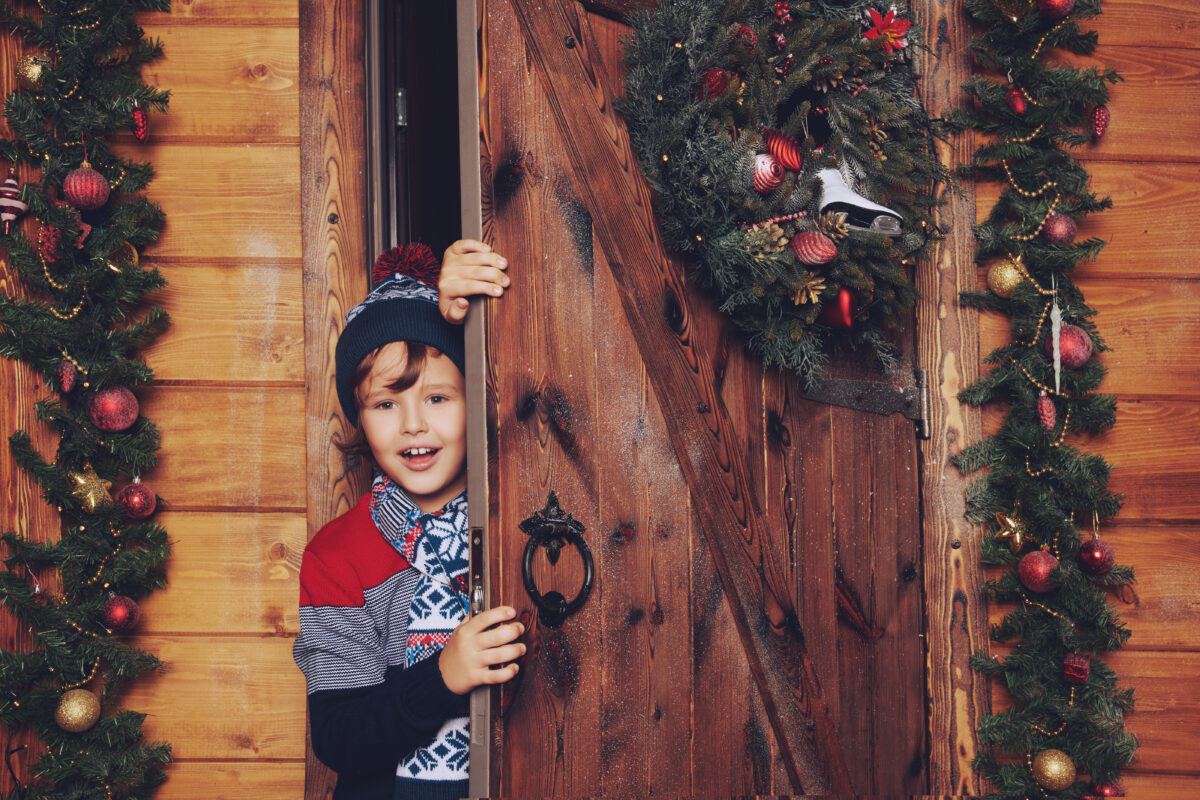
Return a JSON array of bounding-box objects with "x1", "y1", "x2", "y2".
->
[{"x1": 358, "y1": 342, "x2": 468, "y2": 513}]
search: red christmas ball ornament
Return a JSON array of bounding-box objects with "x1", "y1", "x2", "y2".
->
[
  {"x1": 1005, "y1": 87, "x2": 1028, "y2": 116},
  {"x1": 1079, "y1": 536, "x2": 1116, "y2": 574},
  {"x1": 1042, "y1": 212, "x2": 1077, "y2": 245},
  {"x1": 1038, "y1": 0, "x2": 1075, "y2": 20},
  {"x1": 101, "y1": 593, "x2": 140, "y2": 634},
  {"x1": 752, "y1": 153, "x2": 784, "y2": 195},
  {"x1": 1089, "y1": 781, "x2": 1126, "y2": 798},
  {"x1": 698, "y1": 67, "x2": 730, "y2": 100},
  {"x1": 1045, "y1": 323, "x2": 1093, "y2": 369},
  {"x1": 0, "y1": 171, "x2": 28, "y2": 235},
  {"x1": 819, "y1": 287, "x2": 858, "y2": 329},
  {"x1": 1091, "y1": 105, "x2": 1110, "y2": 140},
  {"x1": 735, "y1": 23, "x2": 757, "y2": 50},
  {"x1": 789, "y1": 231, "x2": 838, "y2": 265},
  {"x1": 1063, "y1": 653, "x2": 1091, "y2": 684},
  {"x1": 118, "y1": 478, "x2": 157, "y2": 519},
  {"x1": 130, "y1": 100, "x2": 149, "y2": 143},
  {"x1": 86, "y1": 386, "x2": 140, "y2": 432},
  {"x1": 58, "y1": 359, "x2": 78, "y2": 393},
  {"x1": 1018, "y1": 549, "x2": 1059, "y2": 593},
  {"x1": 63, "y1": 160, "x2": 110, "y2": 211},
  {"x1": 762, "y1": 129, "x2": 803, "y2": 171}
]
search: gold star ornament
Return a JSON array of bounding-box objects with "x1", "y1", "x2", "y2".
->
[
  {"x1": 993, "y1": 509, "x2": 1029, "y2": 553},
  {"x1": 70, "y1": 465, "x2": 113, "y2": 513}
]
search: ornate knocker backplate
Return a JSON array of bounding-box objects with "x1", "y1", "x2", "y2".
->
[{"x1": 519, "y1": 491, "x2": 594, "y2": 628}]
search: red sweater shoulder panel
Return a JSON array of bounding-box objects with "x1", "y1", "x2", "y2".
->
[{"x1": 299, "y1": 493, "x2": 410, "y2": 607}]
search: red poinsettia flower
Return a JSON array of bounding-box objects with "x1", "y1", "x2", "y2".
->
[{"x1": 864, "y1": 7, "x2": 911, "y2": 55}]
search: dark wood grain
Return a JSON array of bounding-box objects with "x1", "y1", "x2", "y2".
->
[
  {"x1": 913, "y1": 0, "x2": 991, "y2": 793},
  {"x1": 299, "y1": 0, "x2": 370, "y2": 795},
  {"x1": 499, "y1": 0, "x2": 852, "y2": 791}
]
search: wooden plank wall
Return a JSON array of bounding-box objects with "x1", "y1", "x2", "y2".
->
[
  {"x1": 111, "y1": 2, "x2": 309, "y2": 796},
  {"x1": 975, "y1": 3, "x2": 1200, "y2": 798}
]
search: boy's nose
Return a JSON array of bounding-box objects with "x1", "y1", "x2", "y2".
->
[{"x1": 398, "y1": 403, "x2": 427, "y2": 434}]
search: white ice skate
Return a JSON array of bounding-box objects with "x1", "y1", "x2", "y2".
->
[{"x1": 817, "y1": 168, "x2": 902, "y2": 237}]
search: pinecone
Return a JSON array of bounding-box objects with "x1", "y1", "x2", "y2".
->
[
  {"x1": 1037, "y1": 392, "x2": 1056, "y2": 431},
  {"x1": 791, "y1": 271, "x2": 826, "y2": 305},
  {"x1": 817, "y1": 211, "x2": 850, "y2": 241}
]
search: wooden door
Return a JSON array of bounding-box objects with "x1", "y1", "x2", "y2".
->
[{"x1": 472, "y1": 1, "x2": 928, "y2": 795}]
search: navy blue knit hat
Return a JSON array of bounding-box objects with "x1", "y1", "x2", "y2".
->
[{"x1": 335, "y1": 243, "x2": 464, "y2": 427}]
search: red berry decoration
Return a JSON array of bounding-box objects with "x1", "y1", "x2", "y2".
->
[
  {"x1": 118, "y1": 478, "x2": 157, "y2": 519},
  {"x1": 1038, "y1": 0, "x2": 1075, "y2": 20},
  {"x1": 752, "y1": 153, "x2": 784, "y2": 195},
  {"x1": 1091, "y1": 105, "x2": 1110, "y2": 140},
  {"x1": 130, "y1": 100, "x2": 149, "y2": 143},
  {"x1": 762, "y1": 128, "x2": 802, "y2": 171},
  {"x1": 1005, "y1": 87, "x2": 1028, "y2": 116},
  {"x1": 63, "y1": 160, "x2": 110, "y2": 210},
  {"x1": 697, "y1": 67, "x2": 730, "y2": 99},
  {"x1": 86, "y1": 386, "x2": 140, "y2": 432},
  {"x1": 1045, "y1": 323, "x2": 1093, "y2": 369},
  {"x1": 1037, "y1": 392, "x2": 1056, "y2": 430},
  {"x1": 1079, "y1": 536, "x2": 1115, "y2": 574},
  {"x1": 1042, "y1": 212, "x2": 1078, "y2": 245},
  {"x1": 1018, "y1": 549, "x2": 1059, "y2": 593},
  {"x1": 58, "y1": 359, "x2": 78, "y2": 393},
  {"x1": 101, "y1": 593, "x2": 140, "y2": 634}
]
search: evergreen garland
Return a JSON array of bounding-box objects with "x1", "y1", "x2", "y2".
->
[
  {"x1": 622, "y1": 0, "x2": 949, "y2": 386},
  {"x1": 0, "y1": 1, "x2": 172, "y2": 798},
  {"x1": 946, "y1": 1, "x2": 1135, "y2": 796}
]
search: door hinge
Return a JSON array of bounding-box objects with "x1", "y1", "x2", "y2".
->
[{"x1": 796, "y1": 368, "x2": 931, "y2": 439}]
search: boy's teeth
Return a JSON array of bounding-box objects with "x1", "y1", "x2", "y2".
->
[{"x1": 405, "y1": 448, "x2": 433, "y2": 456}]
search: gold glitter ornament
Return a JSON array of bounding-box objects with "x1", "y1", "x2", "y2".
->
[
  {"x1": 15, "y1": 54, "x2": 49, "y2": 91},
  {"x1": 105, "y1": 241, "x2": 139, "y2": 273},
  {"x1": 55, "y1": 689, "x2": 101, "y2": 732},
  {"x1": 70, "y1": 465, "x2": 113, "y2": 513},
  {"x1": 1031, "y1": 748, "x2": 1076, "y2": 791},
  {"x1": 986, "y1": 257, "x2": 1024, "y2": 298},
  {"x1": 992, "y1": 0, "x2": 1034, "y2": 22},
  {"x1": 994, "y1": 509, "x2": 1029, "y2": 553}
]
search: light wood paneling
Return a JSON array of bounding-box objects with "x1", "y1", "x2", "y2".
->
[
  {"x1": 125, "y1": 636, "x2": 306, "y2": 761},
  {"x1": 1094, "y1": 3, "x2": 1200, "y2": 50},
  {"x1": 143, "y1": 261, "x2": 304, "y2": 383},
  {"x1": 141, "y1": 0, "x2": 299, "y2": 24},
  {"x1": 975, "y1": 161, "x2": 1200, "y2": 279},
  {"x1": 114, "y1": 144, "x2": 302, "y2": 260},
  {"x1": 158, "y1": 761, "x2": 305, "y2": 800},
  {"x1": 977, "y1": 280, "x2": 1200, "y2": 398},
  {"x1": 140, "y1": 386, "x2": 308, "y2": 510},
  {"x1": 137, "y1": 511, "x2": 306, "y2": 635},
  {"x1": 139, "y1": 25, "x2": 298, "y2": 142}
]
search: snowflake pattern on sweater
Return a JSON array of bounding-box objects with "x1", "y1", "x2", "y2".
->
[{"x1": 370, "y1": 477, "x2": 470, "y2": 783}]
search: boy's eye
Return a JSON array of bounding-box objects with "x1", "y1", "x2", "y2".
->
[
  {"x1": 375, "y1": 400, "x2": 395, "y2": 410},
  {"x1": 428, "y1": 395, "x2": 447, "y2": 404}
]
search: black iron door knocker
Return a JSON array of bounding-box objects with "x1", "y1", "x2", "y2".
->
[{"x1": 519, "y1": 491, "x2": 594, "y2": 628}]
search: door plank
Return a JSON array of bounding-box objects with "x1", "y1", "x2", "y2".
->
[
  {"x1": 483, "y1": 6, "x2": 604, "y2": 793},
  {"x1": 501, "y1": 0, "x2": 850, "y2": 791}
]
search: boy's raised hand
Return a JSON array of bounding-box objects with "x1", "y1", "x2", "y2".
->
[
  {"x1": 438, "y1": 605, "x2": 525, "y2": 695},
  {"x1": 438, "y1": 239, "x2": 510, "y2": 324}
]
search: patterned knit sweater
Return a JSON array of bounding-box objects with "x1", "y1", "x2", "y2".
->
[{"x1": 293, "y1": 493, "x2": 466, "y2": 800}]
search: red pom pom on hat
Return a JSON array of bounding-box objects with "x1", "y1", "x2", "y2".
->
[{"x1": 372, "y1": 242, "x2": 440, "y2": 289}]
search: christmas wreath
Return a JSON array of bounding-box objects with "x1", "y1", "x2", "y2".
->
[{"x1": 622, "y1": 0, "x2": 948, "y2": 384}]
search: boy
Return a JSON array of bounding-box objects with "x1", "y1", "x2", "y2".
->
[{"x1": 293, "y1": 239, "x2": 517, "y2": 800}]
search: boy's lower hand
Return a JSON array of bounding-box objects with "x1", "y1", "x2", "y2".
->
[
  {"x1": 438, "y1": 605, "x2": 525, "y2": 695},
  {"x1": 439, "y1": 239, "x2": 510, "y2": 324}
]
